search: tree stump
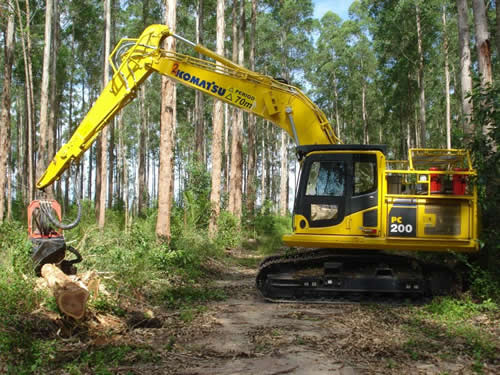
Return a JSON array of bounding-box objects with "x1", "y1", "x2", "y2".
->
[{"x1": 41, "y1": 264, "x2": 89, "y2": 319}]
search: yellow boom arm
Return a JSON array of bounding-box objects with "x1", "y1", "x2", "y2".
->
[{"x1": 37, "y1": 24, "x2": 339, "y2": 189}]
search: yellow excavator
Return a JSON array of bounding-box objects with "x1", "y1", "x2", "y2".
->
[{"x1": 37, "y1": 25, "x2": 478, "y2": 302}]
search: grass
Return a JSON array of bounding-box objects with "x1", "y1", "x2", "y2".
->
[
  {"x1": 156, "y1": 284, "x2": 227, "y2": 308},
  {"x1": 402, "y1": 296, "x2": 499, "y2": 372},
  {"x1": 58, "y1": 344, "x2": 160, "y2": 375}
]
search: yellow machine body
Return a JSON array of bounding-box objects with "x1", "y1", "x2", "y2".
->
[{"x1": 285, "y1": 148, "x2": 478, "y2": 253}]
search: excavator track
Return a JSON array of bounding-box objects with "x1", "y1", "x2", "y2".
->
[{"x1": 256, "y1": 249, "x2": 458, "y2": 304}]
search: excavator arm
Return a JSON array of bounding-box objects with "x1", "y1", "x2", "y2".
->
[{"x1": 37, "y1": 24, "x2": 339, "y2": 189}]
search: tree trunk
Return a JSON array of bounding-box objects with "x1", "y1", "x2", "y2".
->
[
  {"x1": 362, "y1": 82, "x2": 369, "y2": 144},
  {"x1": 48, "y1": 0, "x2": 59, "y2": 191},
  {"x1": 279, "y1": 131, "x2": 288, "y2": 216},
  {"x1": 456, "y1": 0, "x2": 474, "y2": 136},
  {"x1": 18, "y1": 0, "x2": 36, "y2": 201},
  {"x1": 194, "y1": 0, "x2": 205, "y2": 164},
  {"x1": 415, "y1": 2, "x2": 426, "y2": 147},
  {"x1": 0, "y1": 0, "x2": 15, "y2": 222},
  {"x1": 16, "y1": 104, "x2": 23, "y2": 204},
  {"x1": 7, "y1": 149, "x2": 12, "y2": 220},
  {"x1": 260, "y1": 122, "x2": 267, "y2": 205},
  {"x1": 472, "y1": 0, "x2": 493, "y2": 87},
  {"x1": 41, "y1": 264, "x2": 89, "y2": 320},
  {"x1": 98, "y1": 0, "x2": 111, "y2": 228},
  {"x1": 138, "y1": 86, "x2": 147, "y2": 216},
  {"x1": 65, "y1": 26, "x2": 74, "y2": 210},
  {"x1": 208, "y1": 0, "x2": 226, "y2": 236},
  {"x1": 37, "y1": 0, "x2": 54, "y2": 197},
  {"x1": 332, "y1": 69, "x2": 341, "y2": 140},
  {"x1": 443, "y1": 5, "x2": 451, "y2": 148},
  {"x1": 228, "y1": 0, "x2": 245, "y2": 219},
  {"x1": 107, "y1": 122, "x2": 115, "y2": 210},
  {"x1": 278, "y1": 27, "x2": 289, "y2": 215},
  {"x1": 156, "y1": 0, "x2": 177, "y2": 241},
  {"x1": 118, "y1": 113, "x2": 129, "y2": 231},
  {"x1": 496, "y1": 0, "x2": 500, "y2": 59},
  {"x1": 246, "y1": 0, "x2": 257, "y2": 216},
  {"x1": 224, "y1": 103, "x2": 230, "y2": 194},
  {"x1": 472, "y1": 0, "x2": 495, "y2": 144}
]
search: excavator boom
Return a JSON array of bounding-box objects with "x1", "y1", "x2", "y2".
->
[{"x1": 37, "y1": 24, "x2": 338, "y2": 189}]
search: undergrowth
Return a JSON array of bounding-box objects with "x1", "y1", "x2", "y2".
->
[{"x1": 403, "y1": 296, "x2": 499, "y2": 372}]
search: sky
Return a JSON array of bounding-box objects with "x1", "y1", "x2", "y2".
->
[{"x1": 313, "y1": 0, "x2": 355, "y2": 20}]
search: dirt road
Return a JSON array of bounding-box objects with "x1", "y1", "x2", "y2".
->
[
  {"x1": 147, "y1": 251, "x2": 498, "y2": 375},
  {"x1": 48, "y1": 249, "x2": 498, "y2": 374}
]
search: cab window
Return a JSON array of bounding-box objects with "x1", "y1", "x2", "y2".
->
[
  {"x1": 306, "y1": 161, "x2": 345, "y2": 197},
  {"x1": 353, "y1": 155, "x2": 377, "y2": 195}
]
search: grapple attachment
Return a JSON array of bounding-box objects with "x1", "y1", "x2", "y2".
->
[{"x1": 28, "y1": 200, "x2": 82, "y2": 275}]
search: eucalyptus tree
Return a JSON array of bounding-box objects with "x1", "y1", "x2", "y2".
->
[
  {"x1": 456, "y1": 0, "x2": 473, "y2": 136},
  {"x1": 208, "y1": 0, "x2": 225, "y2": 236},
  {"x1": 156, "y1": 0, "x2": 177, "y2": 242},
  {"x1": 0, "y1": 0, "x2": 15, "y2": 222},
  {"x1": 37, "y1": 0, "x2": 54, "y2": 198}
]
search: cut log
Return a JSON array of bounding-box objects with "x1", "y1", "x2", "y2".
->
[{"x1": 41, "y1": 263, "x2": 89, "y2": 319}]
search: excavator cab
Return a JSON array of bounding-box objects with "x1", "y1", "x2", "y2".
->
[{"x1": 292, "y1": 145, "x2": 383, "y2": 237}]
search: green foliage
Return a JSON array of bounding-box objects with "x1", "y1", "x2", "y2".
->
[
  {"x1": 403, "y1": 297, "x2": 499, "y2": 368},
  {"x1": 0, "y1": 222, "x2": 53, "y2": 373},
  {"x1": 0, "y1": 221, "x2": 39, "y2": 321},
  {"x1": 61, "y1": 344, "x2": 158, "y2": 374},
  {"x1": 214, "y1": 210, "x2": 242, "y2": 249},
  {"x1": 425, "y1": 297, "x2": 497, "y2": 322},
  {"x1": 251, "y1": 202, "x2": 292, "y2": 255},
  {"x1": 156, "y1": 285, "x2": 226, "y2": 309},
  {"x1": 91, "y1": 296, "x2": 126, "y2": 317},
  {"x1": 181, "y1": 161, "x2": 212, "y2": 229},
  {"x1": 468, "y1": 79, "x2": 500, "y2": 301}
]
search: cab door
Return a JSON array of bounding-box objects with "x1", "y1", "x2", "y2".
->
[
  {"x1": 295, "y1": 154, "x2": 351, "y2": 228},
  {"x1": 294, "y1": 152, "x2": 379, "y2": 233}
]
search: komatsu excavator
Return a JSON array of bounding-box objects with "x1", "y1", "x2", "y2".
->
[{"x1": 36, "y1": 25, "x2": 479, "y2": 302}]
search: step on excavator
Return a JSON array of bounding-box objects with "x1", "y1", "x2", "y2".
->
[{"x1": 35, "y1": 25, "x2": 479, "y2": 302}]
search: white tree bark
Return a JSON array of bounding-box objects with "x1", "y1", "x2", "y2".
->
[
  {"x1": 0, "y1": 0, "x2": 15, "y2": 222},
  {"x1": 456, "y1": 0, "x2": 473, "y2": 135},
  {"x1": 415, "y1": 2, "x2": 426, "y2": 147},
  {"x1": 98, "y1": 0, "x2": 111, "y2": 228},
  {"x1": 443, "y1": 5, "x2": 451, "y2": 148},
  {"x1": 472, "y1": 0, "x2": 493, "y2": 87},
  {"x1": 156, "y1": 0, "x2": 177, "y2": 241},
  {"x1": 209, "y1": 0, "x2": 225, "y2": 236},
  {"x1": 279, "y1": 131, "x2": 288, "y2": 216},
  {"x1": 37, "y1": 0, "x2": 53, "y2": 195},
  {"x1": 228, "y1": 0, "x2": 245, "y2": 219},
  {"x1": 246, "y1": 0, "x2": 257, "y2": 216},
  {"x1": 496, "y1": 0, "x2": 500, "y2": 58}
]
